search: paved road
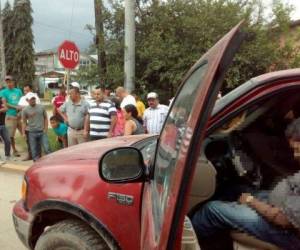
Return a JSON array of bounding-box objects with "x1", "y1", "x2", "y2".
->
[{"x1": 0, "y1": 169, "x2": 27, "y2": 250}]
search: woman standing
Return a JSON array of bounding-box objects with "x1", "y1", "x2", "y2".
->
[
  {"x1": 124, "y1": 104, "x2": 145, "y2": 135},
  {"x1": 111, "y1": 97, "x2": 125, "y2": 136}
]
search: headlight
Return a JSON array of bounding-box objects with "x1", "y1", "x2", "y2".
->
[{"x1": 21, "y1": 179, "x2": 28, "y2": 201}]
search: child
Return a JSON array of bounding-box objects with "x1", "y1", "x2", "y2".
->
[{"x1": 50, "y1": 116, "x2": 68, "y2": 148}]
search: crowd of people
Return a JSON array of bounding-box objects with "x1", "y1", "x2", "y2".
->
[{"x1": 0, "y1": 75, "x2": 170, "y2": 162}]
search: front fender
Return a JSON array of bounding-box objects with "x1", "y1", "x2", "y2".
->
[{"x1": 30, "y1": 200, "x2": 121, "y2": 249}]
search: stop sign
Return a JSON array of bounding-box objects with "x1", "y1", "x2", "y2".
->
[{"x1": 58, "y1": 40, "x2": 80, "y2": 69}]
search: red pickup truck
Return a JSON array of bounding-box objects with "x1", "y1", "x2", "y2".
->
[{"x1": 13, "y1": 22, "x2": 299, "y2": 250}]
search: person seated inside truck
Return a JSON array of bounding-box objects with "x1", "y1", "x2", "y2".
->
[{"x1": 191, "y1": 119, "x2": 300, "y2": 250}]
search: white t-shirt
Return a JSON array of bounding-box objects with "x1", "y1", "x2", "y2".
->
[
  {"x1": 143, "y1": 104, "x2": 169, "y2": 134},
  {"x1": 18, "y1": 92, "x2": 41, "y2": 106},
  {"x1": 120, "y1": 94, "x2": 136, "y2": 109}
]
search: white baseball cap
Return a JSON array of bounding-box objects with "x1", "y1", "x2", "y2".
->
[
  {"x1": 70, "y1": 82, "x2": 80, "y2": 89},
  {"x1": 147, "y1": 92, "x2": 158, "y2": 99},
  {"x1": 25, "y1": 92, "x2": 36, "y2": 100}
]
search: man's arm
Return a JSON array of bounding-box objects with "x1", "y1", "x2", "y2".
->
[
  {"x1": 83, "y1": 113, "x2": 90, "y2": 139},
  {"x1": 58, "y1": 103, "x2": 68, "y2": 123},
  {"x1": 43, "y1": 109, "x2": 48, "y2": 133},
  {"x1": 143, "y1": 112, "x2": 148, "y2": 133},
  {"x1": 0, "y1": 102, "x2": 8, "y2": 113},
  {"x1": 21, "y1": 110, "x2": 27, "y2": 136},
  {"x1": 108, "y1": 114, "x2": 117, "y2": 137},
  {"x1": 2, "y1": 97, "x2": 21, "y2": 111},
  {"x1": 239, "y1": 193, "x2": 292, "y2": 228}
]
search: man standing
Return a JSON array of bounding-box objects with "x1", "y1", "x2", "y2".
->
[
  {"x1": 0, "y1": 94, "x2": 10, "y2": 163},
  {"x1": 115, "y1": 86, "x2": 136, "y2": 109},
  {"x1": 18, "y1": 84, "x2": 40, "y2": 161},
  {"x1": 18, "y1": 84, "x2": 40, "y2": 106},
  {"x1": 22, "y1": 93, "x2": 51, "y2": 161},
  {"x1": 143, "y1": 92, "x2": 169, "y2": 134},
  {"x1": 85, "y1": 88, "x2": 117, "y2": 140},
  {"x1": 58, "y1": 82, "x2": 89, "y2": 146},
  {"x1": 1, "y1": 75, "x2": 23, "y2": 156}
]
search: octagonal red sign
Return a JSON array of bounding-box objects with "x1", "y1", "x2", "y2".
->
[{"x1": 58, "y1": 40, "x2": 80, "y2": 69}]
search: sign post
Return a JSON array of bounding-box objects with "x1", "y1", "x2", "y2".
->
[{"x1": 58, "y1": 40, "x2": 80, "y2": 92}]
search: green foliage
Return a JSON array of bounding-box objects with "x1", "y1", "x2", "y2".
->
[
  {"x1": 47, "y1": 128, "x2": 61, "y2": 152},
  {"x1": 85, "y1": 0, "x2": 299, "y2": 100},
  {"x1": 2, "y1": 0, "x2": 35, "y2": 88},
  {"x1": 2, "y1": 1, "x2": 14, "y2": 77},
  {"x1": 76, "y1": 64, "x2": 99, "y2": 86}
]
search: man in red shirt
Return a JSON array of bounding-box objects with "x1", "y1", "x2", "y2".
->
[{"x1": 52, "y1": 85, "x2": 66, "y2": 121}]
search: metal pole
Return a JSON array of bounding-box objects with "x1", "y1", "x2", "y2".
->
[
  {"x1": 0, "y1": 1, "x2": 6, "y2": 82},
  {"x1": 124, "y1": 0, "x2": 135, "y2": 92},
  {"x1": 66, "y1": 69, "x2": 70, "y2": 93}
]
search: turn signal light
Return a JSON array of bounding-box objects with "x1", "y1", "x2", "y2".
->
[{"x1": 21, "y1": 179, "x2": 27, "y2": 200}]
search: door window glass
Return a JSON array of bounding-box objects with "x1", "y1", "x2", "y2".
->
[{"x1": 152, "y1": 62, "x2": 208, "y2": 240}]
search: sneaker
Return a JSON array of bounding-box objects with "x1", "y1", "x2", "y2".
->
[
  {"x1": 5, "y1": 156, "x2": 12, "y2": 161},
  {"x1": 13, "y1": 151, "x2": 21, "y2": 157}
]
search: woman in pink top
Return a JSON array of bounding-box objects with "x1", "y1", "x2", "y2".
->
[{"x1": 111, "y1": 97, "x2": 124, "y2": 136}]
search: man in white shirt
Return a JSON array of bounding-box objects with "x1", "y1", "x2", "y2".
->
[
  {"x1": 143, "y1": 92, "x2": 169, "y2": 134},
  {"x1": 18, "y1": 84, "x2": 40, "y2": 107},
  {"x1": 115, "y1": 86, "x2": 136, "y2": 109}
]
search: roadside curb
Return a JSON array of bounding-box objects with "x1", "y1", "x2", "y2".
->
[{"x1": 0, "y1": 162, "x2": 32, "y2": 173}]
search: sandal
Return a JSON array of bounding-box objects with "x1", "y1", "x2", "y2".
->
[{"x1": 13, "y1": 151, "x2": 21, "y2": 157}]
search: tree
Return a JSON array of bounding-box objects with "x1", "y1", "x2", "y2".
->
[
  {"x1": 10, "y1": 0, "x2": 35, "y2": 87},
  {"x1": 2, "y1": 1, "x2": 14, "y2": 77},
  {"x1": 76, "y1": 64, "x2": 99, "y2": 87},
  {"x1": 94, "y1": 0, "x2": 107, "y2": 85},
  {"x1": 97, "y1": 0, "x2": 299, "y2": 101}
]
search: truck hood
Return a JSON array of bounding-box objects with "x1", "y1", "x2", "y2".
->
[{"x1": 33, "y1": 134, "x2": 152, "y2": 166}]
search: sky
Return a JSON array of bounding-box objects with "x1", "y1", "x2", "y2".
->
[
  {"x1": 31, "y1": 0, "x2": 95, "y2": 52},
  {"x1": 1, "y1": 0, "x2": 300, "y2": 53}
]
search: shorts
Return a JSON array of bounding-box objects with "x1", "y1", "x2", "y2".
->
[{"x1": 5, "y1": 116, "x2": 21, "y2": 138}]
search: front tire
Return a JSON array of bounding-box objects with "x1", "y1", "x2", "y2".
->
[{"x1": 34, "y1": 219, "x2": 109, "y2": 250}]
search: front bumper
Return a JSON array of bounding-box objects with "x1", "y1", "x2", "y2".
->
[{"x1": 12, "y1": 200, "x2": 32, "y2": 249}]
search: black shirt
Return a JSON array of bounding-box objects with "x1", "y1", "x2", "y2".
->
[{"x1": 0, "y1": 97, "x2": 6, "y2": 125}]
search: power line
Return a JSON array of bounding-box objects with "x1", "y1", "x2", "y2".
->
[
  {"x1": 34, "y1": 20, "x2": 91, "y2": 37},
  {"x1": 69, "y1": 0, "x2": 76, "y2": 39},
  {"x1": 34, "y1": 23, "x2": 91, "y2": 44}
]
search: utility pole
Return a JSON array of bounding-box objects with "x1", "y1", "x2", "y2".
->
[
  {"x1": 94, "y1": 0, "x2": 107, "y2": 85},
  {"x1": 0, "y1": 1, "x2": 6, "y2": 82},
  {"x1": 124, "y1": 0, "x2": 135, "y2": 92}
]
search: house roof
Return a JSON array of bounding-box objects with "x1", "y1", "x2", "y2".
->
[
  {"x1": 35, "y1": 48, "x2": 58, "y2": 56},
  {"x1": 38, "y1": 70, "x2": 65, "y2": 78},
  {"x1": 290, "y1": 19, "x2": 300, "y2": 28}
]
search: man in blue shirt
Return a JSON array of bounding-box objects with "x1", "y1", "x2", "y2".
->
[{"x1": 1, "y1": 75, "x2": 23, "y2": 156}]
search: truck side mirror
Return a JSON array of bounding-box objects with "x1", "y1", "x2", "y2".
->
[{"x1": 99, "y1": 147, "x2": 146, "y2": 183}]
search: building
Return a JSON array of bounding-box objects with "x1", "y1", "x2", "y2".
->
[{"x1": 34, "y1": 48, "x2": 97, "y2": 96}]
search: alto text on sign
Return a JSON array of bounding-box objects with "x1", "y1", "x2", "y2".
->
[{"x1": 58, "y1": 40, "x2": 80, "y2": 69}]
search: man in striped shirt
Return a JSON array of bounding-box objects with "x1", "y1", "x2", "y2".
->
[
  {"x1": 143, "y1": 92, "x2": 169, "y2": 134},
  {"x1": 85, "y1": 88, "x2": 117, "y2": 140}
]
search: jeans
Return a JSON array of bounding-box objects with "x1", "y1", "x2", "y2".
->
[
  {"x1": 0, "y1": 125, "x2": 10, "y2": 156},
  {"x1": 25, "y1": 130, "x2": 32, "y2": 158},
  {"x1": 28, "y1": 131, "x2": 51, "y2": 161},
  {"x1": 192, "y1": 201, "x2": 300, "y2": 250}
]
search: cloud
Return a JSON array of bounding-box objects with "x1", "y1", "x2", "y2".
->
[{"x1": 32, "y1": 0, "x2": 95, "y2": 51}]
